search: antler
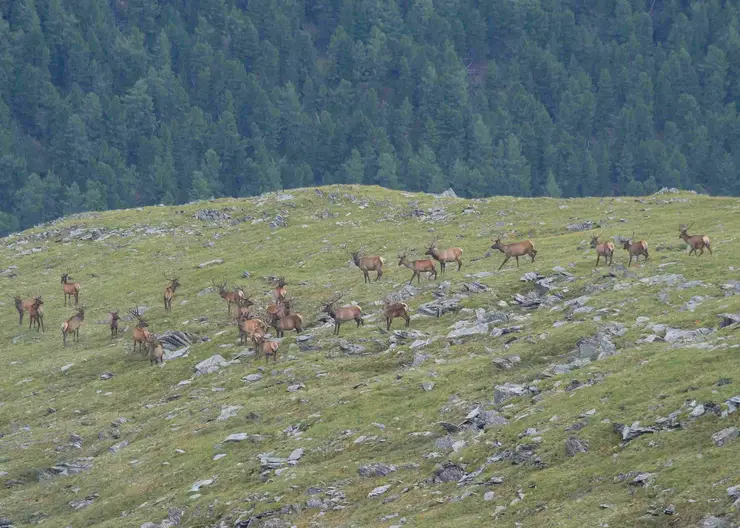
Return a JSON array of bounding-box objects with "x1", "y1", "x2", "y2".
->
[{"x1": 686, "y1": 222, "x2": 694, "y2": 231}]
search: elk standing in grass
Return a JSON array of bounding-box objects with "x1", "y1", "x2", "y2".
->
[
  {"x1": 110, "y1": 311, "x2": 120, "y2": 338},
  {"x1": 163, "y1": 272, "x2": 180, "y2": 312},
  {"x1": 398, "y1": 250, "x2": 437, "y2": 284},
  {"x1": 61, "y1": 273, "x2": 81, "y2": 306},
  {"x1": 272, "y1": 277, "x2": 288, "y2": 301},
  {"x1": 622, "y1": 232, "x2": 649, "y2": 266},
  {"x1": 237, "y1": 294, "x2": 255, "y2": 319},
  {"x1": 214, "y1": 279, "x2": 244, "y2": 315},
  {"x1": 425, "y1": 238, "x2": 463, "y2": 273},
  {"x1": 62, "y1": 306, "x2": 85, "y2": 346},
  {"x1": 679, "y1": 223, "x2": 712, "y2": 256},
  {"x1": 29, "y1": 296, "x2": 44, "y2": 332},
  {"x1": 269, "y1": 299, "x2": 304, "y2": 337},
  {"x1": 14, "y1": 295, "x2": 35, "y2": 325},
  {"x1": 145, "y1": 335, "x2": 164, "y2": 365},
  {"x1": 252, "y1": 331, "x2": 279, "y2": 363},
  {"x1": 351, "y1": 250, "x2": 385, "y2": 283},
  {"x1": 131, "y1": 307, "x2": 151, "y2": 353},
  {"x1": 323, "y1": 293, "x2": 364, "y2": 336},
  {"x1": 590, "y1": 232, "x2": 615, "y2": 267},
  {"x1": 383, "y1": 300, "x2": 410, "y2": 330},
  {"x1": 490, "y1": 237, "x2": 537, "y2": 270},
  {"x1": 237, "y1": 309, "x2": 268, "y2": 345}
]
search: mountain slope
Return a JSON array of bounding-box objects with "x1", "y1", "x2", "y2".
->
[{"x1": 1, "y1": 185, "x2": 739, "y2": 527}]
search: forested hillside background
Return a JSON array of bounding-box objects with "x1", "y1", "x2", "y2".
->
[{"x1": 1, "y1": 0, "x2": 740, "y2": 234}]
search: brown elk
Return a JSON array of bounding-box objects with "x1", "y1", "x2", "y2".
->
[
  {"x1": 269, "y1": 298, "x2": 304, "y2": 337},
  {"x1": 679, "y1": 223, "x2": 712, "y2": 256},
  {"x1": 214, "y1": 279, "x2": 244, "y2": 315},
  {"x1": 163, "y1": 272, "x2": 180, "y2": 312},
  {"x1": 61, "y1": 273, "x2": 81, "y2": 306},
  {"x1": 490, "y1": 237, "x2": 537, "y2": 270},
  {"x1": 425, "y1": 238, "x2": 463, "y2": 273},
  {"x1": 145, "y1": 335, "x2": 164, "y2": 365},
  {"x1": 351, "y1": 250, "x2": 385, "y2": 283},
  {"x1": 14, "y1": 295, "x2": 35, "y2": 325},
  {"x1": 131, "y1": 307, "x2": 151, "y2": 353},
  {"x1": 383, "y1": 300, "x2": 410, "y2": 330},
  {"x1": 62, "y1": 306, "x2": 85, "y2": 346},
  {"x1": 251, "y1": 332, "x2": 279, "y2": 363},
  {"x1": 322, "y1": 293, "x2": 364, "y2": 336},
  {"x1": 109, "y1": 311, "x2": 120, "y2": 337},
  {"x1": 590, "y1": 232, "x2": 615, "y2": 267},
  {"x1": 272, "y1": 277, "x2": 288, "y2": 301},
  {"x1": 29, "y1": 296, "x2": 44, "y2": 332},
  {"x1": 397, "y1": 250, "x2": 437, "y2": 284},
  {"x1": 237, "y1": 310, "x2": 268, "y2": 345},
  {"x1": 622, "y1": 232, "x2": 649, "y2": 266}
]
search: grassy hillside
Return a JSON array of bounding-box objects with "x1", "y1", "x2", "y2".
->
[{"x1": 1, "y1": 185, "x2": 739, "y2": 528}]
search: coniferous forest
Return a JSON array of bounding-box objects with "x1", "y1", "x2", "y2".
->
[{"x1": 1, "y1": 0, "x2": 740, "y2": 234}]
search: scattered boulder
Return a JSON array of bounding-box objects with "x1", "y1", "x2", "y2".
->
[
  {"x1": 492, "y1": 355, "x2": 521, "y2": 370},
  {"x1": 418, "y1": 297, "x2": 462, "y2": 317},
  {"x1": 446, "y1": 322, "x2": 488, "y2": 339},
  {"x1": 196, "y1": 259, "x2": 224, "y2": 269},
  {"x1": 242, "y1": 374, "x2": 263, "y2": 383},
  {"x1": 358, "y1": 463, "x2": 397, "y2": 478},
  {"x1": 565, "y1": 436, "x2": 589, "y2": 457},
  {"x1": 566, "y1": 220, "x2": 595, "y2": 231},
  {"x1": 699, "y1": 516, "x2": 731, "y2": 528},
  {"x1": 663, "y1": 327, "x2": 712, "y2": 344},
  {"x1": 158, "y1": 331, "x2": 201, "y2": 350},
  {"x1": 368, "y1": 485, "x2": 391, "y2": 498},
  {"x1": 427, "y1": 463, "x2": 465, "y2": 484},
  {"x1": 574, "y1": 332, "x2": 617, "y2": 360},
  {"x1": 494, "y1": 383, "x2": 531, "y2": 405},
  {"x1": 194, "y1": 355, "x2": 234, "y2": 376},
  {"x1": 217, "y1": 406, "x2": 242, "y2": 422},
  {"x1": 712, "y1": 427, "x2": 738, "y2": 447},
  {"x1": 69, "y1": 493, "x2": 99, "y2": 509},
  {"x1": 614, "y1": 422, "x2": 657, "y2": 442}
]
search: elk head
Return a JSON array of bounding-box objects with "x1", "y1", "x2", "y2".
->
[
  {"x1": 130, "y1": 307, "x2": 148, "y2": 327},
  {"x1": 490, "y1": 237, "x2": 503, "y2": 251},
  {"x1": 590, "y1": 231, "x2": 602, "y2": 248},
  {"x1": 76, "y1": 305, "x2": 85, "y2": 318},
  {"x1": 397, "y1": 250, "x2": 409, "y2": 266},
  {"x1": 61, "y1": 273, "x2": 70, "y2": 284},
  {"x1": 424, "y1": 237, "x2": 439, "y2": 256},
  {"x1": 322, "y1": 293, "x2": 343, "y2": 314},
  {"x1": 164, "y1": 271, "x2": 180, "y2": 289},
  {"x1": 622, "y1": 232, "x2": 635, "y2": 250},
  {"x1": 679, "y1": 222, "x2": 694, "y2": 239},
  {"x1": 212, "y1": 278, "x2": 227, "y2": 295}
]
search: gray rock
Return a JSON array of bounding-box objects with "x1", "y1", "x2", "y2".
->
[
  {"x1": 108, "y1": 440, "x2": 129, "y2": 454},
  {"x1": 712, "y1": 427, "x2": 738, "y2": 447},
  {"x1": 288, "y1": 448, "x2": 304, "y2": 461},
  {"x1": 462, "y1": 281, "x2": 488, "y2": 293},
  {"x1": 196, "y1": 259, "x2": 224, "y2": 269},
  {"x1": 565, "y1": 436, "x2": 589, "y2": 457},
  {"x1": 640, "y1": 274, "x2": 684, "y2": 286},
  {"x1": 367, "y1": 485, "x2": 391, "y2": 498},
  {"x1": 690, "y1": 404, "x2": 705, "y2": 418},
  {"x1": 438, "y1": 188, "x2": 458, "y2": 198},
  {"x1": 614, "y1": 422, "x2": 657, "y2": 442},
  {"x1": 338, "y1": 341, "x2": 365, "y2": 355},
  {"x1": 484, "y1": 491, "x2": 495, "y2": 501},
  {"x1": 574, "y1": 332, "x2": 617, "y2": 360},
  {"x1": 630, "y1": 473, "x2": 654, "y2": 487},
  {"x1": 224, "y1": 433, "x2": 250, "y2": 443},
  {"x1": 520, "y1": 272, "x2": 543, "y2": 282},
  {"x1": 479, "y1": 410, "x2": 509, "y2": 429},
  {"x1": 494, "y1": 383, "x2": 530, "y2": 405},
  {"x1": 418, "y1": 297, "x2": 462, "y2": 317},
  {"x1": 699, "y1": 516, "x2": 731, "y2": 528},
  {"x1": 159, "y1": 330, "x2": 201, "y2": 350},
  {"x1": 428, "y1": 463, "x2": 465, "y2": 484},
  {"x1": 242, "y1": 374, "x2": 263, "y2": 383},
  {"x1": 490, "y1": 326, "x2": 522, "y2": 338},
  {"x1": 358, "y1": 463, "x2": 397, "y2": 478},
  {"x1": 412, "y1": 352, "x2": 430, "y2": 367},
  {"x1": 194, "y1": 355, "x2": 233, "y2": 375},
  {"x1": 217, "y1": 405, "x2": 242, "y2": 422},
  {"x1": 69, "y1": 493, "x2": 98, "y2": 509},
  {"x1": 726, "y1": 395, "x2": 740, "y2": 414},
  {"x1": 718, "y1": 313, "x2": 740, "y2": 328},
  {"x1": 287, "y1": 383, "x2": 305, "y2": 392},
  {"x1": 421, "y1": 381, "x2": 435, "y2": 392},
  {"x1": 38, "y1": 458, "x2": 94, "y2": 480},
  {"x1": 190, "y1": 478, "x2": 215, "y2": 492},
  {"x1": 492, "y1": 355, "x2": 521, "y2": 370},
  {"x1": 446, "y1": 322, "x2": 488, "y2": 339},
  {"x1": 567, "y1": 220, "x2": 594, "y2": 231},
  {"x1": 663, "y1": 327, "x2": 713, "y2": 343}
]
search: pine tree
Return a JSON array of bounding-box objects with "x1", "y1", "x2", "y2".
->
[{"x1": 544, "y1": 170, "x2": 562, "y2": 198}]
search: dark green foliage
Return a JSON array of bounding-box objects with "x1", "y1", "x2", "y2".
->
[{"x1": 1, "y1": 0, "x2": 739, "y2": 235}]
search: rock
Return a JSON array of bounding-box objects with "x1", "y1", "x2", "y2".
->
[
  {"x1": 640, "y1": 274, "x2": 684, "y2": 286},
  {"x1": 421, "y1": 381, "x2": 435, "y2": 392},
  {"x1": 69, "y1": 493, "x2": 98, "y2": 509},
  {"x1": 194, "y1": 355, "x2": 233, "y2": 375},
  {"x1": 490, "y1": 326, "x2": 522, "y2": 338},
  {"x1": 359, "y1": 463, "x2": 397, "y2": 478},
  {"x1": 367, "y1": 484, "x2": 391, "y2": 498},
  {"x1": 574, "y1": 332, "x2": 617, "y2": 360},
  {"x1": 38, "y1": 458, "x2": 94, "y2": 480},
  {"x1": 287, "y1": 383, "x2": 305, "y2": 392},
  {"x1": 196, "y1": 259, "x2": 224, "y2": 269},
  {"x1": 158, "y1": 330, "x2": 201, "y2": 350},
  {"x1": 484, "y1": 491, "x2": 495, "y2": 501},
  {"x1": 428, "y1": 462, "x2": 465, "y2": 484},
  {"x1": 630, "y1": 473, "x2": 654, "y2": 487},
  {"x1": 520, "y1": 272, "x2": 543, "y2": 282},
  {"x1": 664, "y1": 504, "x2": 676, "y2": 515},
  {"x1": 446, "y1": 322, "x2": 488, "y2": 339},
  {"x1": 614, "y1": 422, "x2": 657, "y2": 442},
  {"x1": 690, "y1": 404, "x2": 705, "y2": 418},
  {"x1": 217, "y1": 405, "x2": 242, "y2": 422},
  {"x1": 109, "y1": 440, "x2": 129, "y2": 454},
  {"x1": 417, "y1": 297, "x2": 462, "y2": 317},
  {"x1": 565, "y1": 436, "x2": 589, "y2": 457},
  {"x1": 462, "y1": 281, "x2": 488, "y2": 293},
  {"x1": 492, "y1": 355, "x2": 521, "y2": 370},
  {"x1": 494, "y1": 383, "x2": 530, "y2": 405},
  {"x1": 242, "y1": 374, "x2": 263, "y2": 383},
  {"x1": 663, "y1": 327, "x2": 712, "y2": 343},
  {"x1": 478, "y1": 410, "x2": 509, "y2": 429},
  {"x1": 223, "y1": 433, "x2": 251, "y2": 443},
  {"x1": 727, "y1": 485, "x2": 740, "y2": 501},
  {"x1": 411, "y1": 352, "x2": 430, "y2": 367},
  {"x1": 712, "y1": 427, "x2": 738, "y2": 447},
  {"x1": 726, "y1": 395, "x2": 740, "y2": 414},
  {"x1": 338, "y1": 341, "x2": 365, "y2": 355},
  {"x1": 718, "y1": 313, "x2": 740, "y2": 328},
  {"x1": 438, "y1": 188, "x2": 458, "y2": 198},
  {"x1": 699, "y1": 516, "x2": 731, "y2": 528},
  {"x1": 288, "y1": 448, "x2": 304, "y2": 461},
  {"x1": 566, "y1": 220, "x2": 594, "y2": 231},
  {"x1": 100, "y1": 372, "x2": 114, "y2": 380},
  {"x1": 193, "y1": 209, "x2": 231, "y2": 222},
  {"x1": 61, "y1": 363, "x2": 74, "y2": 373},
  {"x1": 190, "y1": 478, "x2": 215, "y2": 492}
]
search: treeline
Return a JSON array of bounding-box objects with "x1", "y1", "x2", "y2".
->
[{"x1": 1, "y1": 0, "x2": 740, "y2": 234}]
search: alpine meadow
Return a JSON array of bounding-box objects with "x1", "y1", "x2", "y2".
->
[{"x1": 3, "y1": 1, "x2": 740, "y2": 528}]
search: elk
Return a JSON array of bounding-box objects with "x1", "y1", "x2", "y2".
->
[
  {"x1": 14, "y1": 295, "x2": 35, "y2": 325},
  {"x1": 590, "y1": 232, "x2": 615, "y2": 267},
  {"x1": 62, "y1": 306, "x2": 85, "y2": 346},
  {"x1": 269, "y1": 298, "x2": 304, "y2": 337},
  {"x1": 351, "y1": 250, "x2": 385, "y2": 283},
  {"x1": 214, "y1": 279, "x2": 244, "y2": 315},
  {"x1": 29, "y1": 296, "x2": 44, "y2": 332},
  {"x1": 622, "y1": 232, "x2": 649, "y2": 266},
  {"x1": 322, "y1": 293, "x2": 364, "y2": 336},
  {"x1": 163, "y1": 272, "x2": 180, "y2": 312},
  {"x1": 237, "y1": 294, "x2": 255, "y2": 319},
  {"x1": 131, "y1": 307, "x2": 151, "y2": 353},
  {"x1": 490, "y1": 238, "x2": 537, "y2": 270},
  {"x1": 272, "y1": 277, "x2": 288, "y2": 301},
  {"x1": 61, "y1": 273, "x2": 81, "y2": 306},
  {"x1": 252, "y1": 332, "x2": 279, "y2": 363},
  {"x1": 679, "y1": 223, "x2": 712, "y2": 256},
  {"x1": 237, "y1": 310, "x2": 268, "y2": 345},
  {"x1": 425, "y1": 238, "x2": 463, "y2": 273},
  {"x1": 145, "y1": 335, "x2": 164, "y2": 365},
  {"x1": 397, "y1": 250, "x2": 437, "y2": 284},
  {"x1": 383, "y1": 300, "x2": 410, "y2": 330},
  {"x1": 109, "y1": 311, "x2": 120, "y2": 337}
]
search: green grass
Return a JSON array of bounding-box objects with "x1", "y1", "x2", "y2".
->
[{"x1": 1, "y1": 185, "x2": 740, "y2": 527}]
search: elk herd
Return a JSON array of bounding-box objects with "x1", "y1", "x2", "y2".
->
[{"x1": 9, "y1": 223, "x2": 712, "y2": 366}]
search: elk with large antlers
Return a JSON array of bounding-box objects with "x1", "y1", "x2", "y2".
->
[
  {"x1": 622, "y1": 232, "x2": 649, "y2": 266},
  {"x1": 62, "y1": 306, "x2": 85, "y2": 346},
  {"x1": 61, "y1": 273, "x2": 81, "y2": 306},
  {"x1": 425, "y1": 237, "x2": 463, "y2": 273},
  {"x1": 322, "y1": 293, "x2": 364, "y2": 336},
  {"x1": 237, "y1": 308, "x2": 268, "y2": 345},
  {"x1": 269, "y1": 298, "x2": 304, "y2": 337},
  {"x1": 237, "y1": 294, "x2": 255, "y2": 319},
  {"x1": 397, "y1": 250, "x2": 437, "y2": 284},
  {"x1": 163, "y1": 272, "x2": 180, "y2": 312},
  {"x1": 272, "y1": 277, "x2": 288, "y2": 301},
  {"x1": 679, "y1": 223, "x2": 712, "y2": 256},
  {"x1": 351, "y1": 250, "x2": 385, "y2": 283},
  {"x1": 110, "y1": 311, "x2": 120, "y2": 338},
  {"x1": 145, "y1": 334, "x2": 164, "y2": 365},
  {"x1": 252, "y1": 331, "x2": 279, "y2": 363},
  {"x1": 383, "y1": 299, "x2": 410, "y2": 330},
  {"x1": 214, "y1": 278, "x2": 244, "y2": 315},
  {"x1": 14, "y1": 295, "x2": 35, "y2": 325},
  {"x1": 29, "y1": 296, "x2": 44, "y2": 332},
  {"x1": 130, "y1": 307, "x2": 151, "y2": 353},
  {"x1": 590, "y1": 231, "x2": 615, "y2": 267},
  {"x1": 490, "y1": 237, "x2": 537, "y2": 270}
]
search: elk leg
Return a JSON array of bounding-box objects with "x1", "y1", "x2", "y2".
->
[
  {"x1": 404, "y1": 314, "x2": 410, "y2": 327},
  {"x1": 707, "y1": 245, "x2": 712, "y2": 255},
  {"x1": 643, "y1": 250, "x2": 649, "y2": 261},
  {"x1": 376, "y1": 268, "x2": 382, "y2": 281},
  {"x1": 456, "y1": 258, "x2": 462, "y2": 271},
  {"x1": 440, "y1": 261, "x2": 445, "y2": 274},
  {"x1": 596, "y1": 254, "x2": 600, "y2": 267},
  {"x1": 498, "y1": 256, "x2": 510, "y2": 270},
  {"x1": 515, "y1": 256, "x2": 519, "y2": 268},
  {"x1": 41, "y1": 318, "x2": 44, "y2": 332},
  {"x1": 698, "y1": 248, "x2": 704, "y2": 256},
  {"x1": 386, "y1": 318, "x2": 391, "y2": 330}
]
